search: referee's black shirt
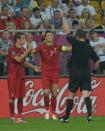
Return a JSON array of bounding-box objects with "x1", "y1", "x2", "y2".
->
[{"x1": 67, "y1": 34, "x2": 99, "y2": 69}]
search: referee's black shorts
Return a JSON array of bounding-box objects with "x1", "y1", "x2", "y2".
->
[{"x1": 68, "y1": 67, "x2": 91, "y2": 92}]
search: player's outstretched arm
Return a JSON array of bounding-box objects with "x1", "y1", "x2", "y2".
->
[{"x1": 24, "y1": 61, "x2": 41, "y2": 72}]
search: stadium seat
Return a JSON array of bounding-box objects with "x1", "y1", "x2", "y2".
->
[
  {"x1": 101, "y1": 1, "x2": 105, "y2": 10},
  {"x1": 90, "y1": 1, "x2": 100, "y2": 11}
]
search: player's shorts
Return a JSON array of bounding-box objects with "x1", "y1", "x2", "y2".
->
[
  {"x1": 100, "y1": 61, "x2": 105, "y2": 73},
  {"x1": 41, "y1": 71, "x2": 59, "y2": 89},
  {"x1": 68, "y1": 67, "x2": 91, "y2": 92},
  {"x1": 7, "y1": 77, "x2": 25, "y2": 99}
]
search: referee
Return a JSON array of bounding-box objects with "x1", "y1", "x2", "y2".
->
[{"x1": 60, "y1": 18, "x2": 99, "y2": 123}]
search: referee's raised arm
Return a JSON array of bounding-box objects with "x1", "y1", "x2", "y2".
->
[
  {"x1": 62, "y1": 16, "x2": 77, "y2": 45},
  {"x1": 62, "y1": 17, "x2": 70, "y2": 34}
]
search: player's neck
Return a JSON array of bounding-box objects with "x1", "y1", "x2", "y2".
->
[
  {"x1": 46, "y1": 41, "x2": 53, "y2": 46},
  {"x1": 92, "y1": 37, "x2": 99, "y2": 42},
  {"x1": 78, "y1": 38, "x2": 85, "y2": 42},
  {"x1": 16, "y1": 42, "x2": 22, "y2": 48}
]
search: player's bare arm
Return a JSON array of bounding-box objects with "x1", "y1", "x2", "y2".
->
[
  {"x1": 62, "y1": 16, "x2": 72, "y2": 52},
  {"x1": 30, "y1": 48, "x2": 37, "y2": 54},
  {"x1": 62, "y1": 16, "x2": 69, "y2": 34},
  {"x1": 95, "y1": 44, "x2": 104, "y2": 53},
  {"x1": 24, "y1": 61, "x2": 41, "y2": 72}
]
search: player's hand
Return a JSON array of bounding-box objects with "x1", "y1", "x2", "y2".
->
[
  {"x1": 89, "y1": 91, "x2": 92, "y2": 96},
  {"x1": 96, "y1": 44, "x2": 102, "y2": 49},
  {"x1": 30, "y1": 48, "x2": 36, "y2": 54},
  {"x1": 27, "y1": 46, "x2": 33, "y2": 54},
  {"x1": 33, "y1": 66, "x2": 41, "y2": 72}
]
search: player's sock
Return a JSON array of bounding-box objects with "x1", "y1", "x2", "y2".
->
[
  {"x1": 9, "y1": 100, "x2": 14, "y2": 118},
  {"x1": 51, "y1": 97, "x2": 57, "y2": 119},
  {"x1": 17, "y1": 99, "x2": 23, "y2": 118},
  {"x1": 44, "y1": 95, "x2": 49, "y2": 111},
  {"x1": 51, "y1": 97, "x2": 56, "y2": 112},
  {"x1": 59, "y1": 99, "x2": 73, "y2": 122},
  {"x1": 65, "y1": 99, "x2": 73, "y2": 117},
  {"x1": 84, "y1": 97, "x2": 92, "y2": 117}
]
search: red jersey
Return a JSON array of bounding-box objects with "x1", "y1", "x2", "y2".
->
[
  {"x1": 13, "y1": 16, "x2": 30, "y2": 29},
  {"x1": 7, "y1": 45, "x2": 25, "y2": 78},
  {"x1": 36, "y1": 44, "x2": 62, "y2": 72}
]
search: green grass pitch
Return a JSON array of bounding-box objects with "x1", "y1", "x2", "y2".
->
[{"x1": 0, "y1": 117, "x2": 105, "y2": 131}]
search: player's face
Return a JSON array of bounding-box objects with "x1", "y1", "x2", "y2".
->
[
  {"x1": 90, "y1": 33, "x2": 97, "y2": 40},
  {"x1": 20, "y1": 35, "x2": 26, "y2": 45},
  {"x1": 2, "y1": 31, "x2": 10, "y2": 40},
  {"x1": 45, "y1": 33, "x2": 54, "y2": 46}
]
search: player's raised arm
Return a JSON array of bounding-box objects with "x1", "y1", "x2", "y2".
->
[{"x1": 62, "y1": 15, "x2": 77, "y2": 45}]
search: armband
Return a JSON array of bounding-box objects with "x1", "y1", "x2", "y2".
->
[{"x1": 62, "y1": 46, "x2": 67, "y2": 51}]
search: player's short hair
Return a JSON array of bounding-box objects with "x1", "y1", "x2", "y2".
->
[
  {"x1": 33, "y1": 7, "x2": 40, "y2": 13},
  {"x1": 44, "y1": 30, "x2": 53, "y2": 37},
  {"x1": 89, "y1": 29, "x2": 97, "y2": 35},
  {"x1": 1, "y1": 5, "x2": 8, "y2": 11},
  {"x1": 54, "y1": 10, "x2": 61, "y2": 15},
  {"x1": 2, "y1": 30, "x2": 10, "y2": 34},
  {"x1": 72, "y1": 20, "x2": 79, "y2": 26},
  {"x1": 14, "y1": 32, "x2": 25, "y2": 41}
]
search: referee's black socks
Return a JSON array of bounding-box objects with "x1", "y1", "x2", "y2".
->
[
  {"x1": 65, "y1": 99, "x2": 73, "y2": 118},
  {"x1": 84, "y1": 97, "x2": 92, "y2": 117}
]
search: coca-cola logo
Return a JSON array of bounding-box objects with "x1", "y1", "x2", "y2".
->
[{"x1": 14, "y1": 79, "x2": 102, "y2": 115}]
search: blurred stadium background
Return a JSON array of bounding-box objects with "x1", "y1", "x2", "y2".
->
[{"x1": 0, "y1": 0, "x2": 105, "y2": 131}]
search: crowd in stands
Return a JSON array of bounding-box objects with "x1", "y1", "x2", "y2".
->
[
  {"x1": 0, "y1": 0, "x2": 105, "y2": 76},
  {"x1": 0, "y1": 0, "x2": 104, "y2": 31}
]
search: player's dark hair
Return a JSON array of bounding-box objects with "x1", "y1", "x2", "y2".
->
[
  {"x1": 33, "y1": 7, "x2": 40, "y2": 13},
  {"x1": 1, "y1": 5, "x2": 8, "y2": 11},
  {"x1": 2, "y1": 30, "x2": 10, "y2": 33},
  {"x1": 54, "y1": 10, "x2": 61, "y2": 15},
  {"x1": 44, "y1": 30, "x2": 53, "y2": 37},
  {"x1": 72, "y1": 20, "x2": 79, "y2": 26},
  {"x1": 14, "y1": 32, "x2": 25, "y2": 42},
  {"x1": 21, "y1": 7, "x2": 27, "y2": 12}
]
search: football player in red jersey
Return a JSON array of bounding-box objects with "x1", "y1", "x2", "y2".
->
[
  {"x1": 7, "y1": 32, "x2": 40, "y2": 123},
  {"x1": 31, "y1": 30, "x2": 72, "y2": 120}
]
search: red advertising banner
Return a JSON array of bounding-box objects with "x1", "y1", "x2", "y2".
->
[{"x1": 0, "y1": 77, "x2": 105, "y2": 118}]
